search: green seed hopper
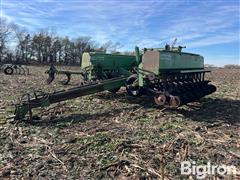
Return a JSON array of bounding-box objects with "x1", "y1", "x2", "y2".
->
[
  {"x1": 46, "y1": 52, "x2": 138, "y2": 85},
  {"x1": 126, "y1": 45, "x2": 216, "y2": 107},
  {"x1": 13, "y1": 44, "x2": 216, "y2": 121}
]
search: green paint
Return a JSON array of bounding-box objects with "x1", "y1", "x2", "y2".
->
[
  {"x1": 14, "y1": 77, "x2": 127, "y2": 120},
  {"x1": 88, "y1": 52, "x2": 137, "y2": 70},
  {"x1": 159, "y1": 51, "x2": 204, "y2": 72},
  {"x1": 138, "y1": 49, "x2": 204, "y2": 85},
  {"x1": 82, "y1": 52, "x2": 137, "y2": 79}
]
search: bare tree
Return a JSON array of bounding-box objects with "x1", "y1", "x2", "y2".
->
[
  {"x1": 0, "y1": 18, "x2": 12, "y2": 62},
  {"x1": 224, "y1": 64, "x2": 240, "y2": 69},
  {"x1": 0, "y1": 19, "x2": 123, "y2": 65},
  {"x1": 100, "y1": 40, "x2": 122, "y2": 53},
  {"x1": 15, "y1": 30, "x2": 32, "y2": 63},
  {"x1": 51, "y1": 38, "x2": 62, "y2": 63},
  {"x1": 61, "y1": 37, "x2": 72, "y2": 64},
  {"x1": 74, "y1": 37, "x2": 94, "y2": 64}
]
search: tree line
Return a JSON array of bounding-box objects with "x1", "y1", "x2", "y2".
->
[
  {"x1": 205, "y1": 64, "x2": 240, "y2": 69},
  {"x1": 0, "y1": 18, "x2": 131, "y2": 65}
]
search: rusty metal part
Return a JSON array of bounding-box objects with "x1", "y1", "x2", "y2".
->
[
  {"x1": 147, "y1": 73, "x2": 156, "y2": 81},
  {"x1": 154, "y1": 94, "x2": 166, "y2": 105},
  {"x1": 169, "y1": 96, "x2": 181, "y2": 107},
  {"x1": 142, "y1": 71, "x2": 216, "y2": 108},
  {"x1": 142, "y1": 50, "x2": 160, "y2": 74}
]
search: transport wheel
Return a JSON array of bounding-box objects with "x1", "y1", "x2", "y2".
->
[
  {"x1": 108, "y1": 87, "x2": 121, "y2": 93},
  {"x1": 4, "y1": 66, "x2": 14, "y2": 75},
  {"x1": 126, "y1": 74, "x2": 142, "y2": 97}
]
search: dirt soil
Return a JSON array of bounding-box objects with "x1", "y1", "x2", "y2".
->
[{"x1": 0, "y1": 66, "x2": 239, "y2": 179}]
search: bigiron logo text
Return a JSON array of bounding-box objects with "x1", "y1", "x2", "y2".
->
[{"x1": 181, "y1": 161, "x2": 237, "y2": 179}]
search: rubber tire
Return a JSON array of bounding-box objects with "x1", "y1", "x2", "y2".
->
[
  {"x1": 4, "y1": 66, "x2": 14, "y2": 75},
  {"x1": 126, "y1": 74, "x2": 142, "y2": 97}
]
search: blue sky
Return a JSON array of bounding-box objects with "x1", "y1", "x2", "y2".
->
[{"x1": 1, "y1": 0, "x2": 239, "y2": 66}]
